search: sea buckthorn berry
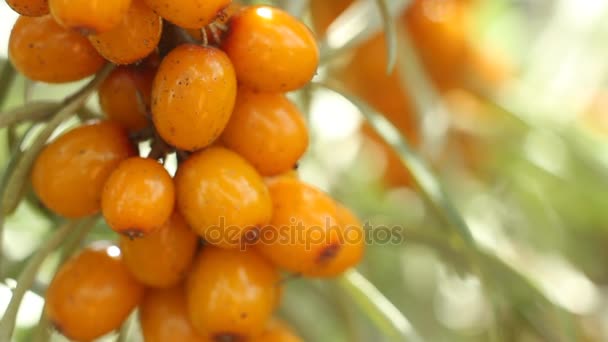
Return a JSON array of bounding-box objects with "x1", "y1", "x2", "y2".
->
[
  {"x1": 102, "y1": 157, "x2": 175, "y2": 238},
  {"x1": 31, "y1": 121, "x2": 135, "y2": 218},
  {"x1": 121, "y1": 212, "x2": 198, "y2": 288},
  {"x1": 98, "y1": 66, "x2": 154, "y2": 132},
  {"x1": 49, "y1": 0, "x2": 132, "y2": 34},
  {"x1": 251, "y1": 319, "x2": 303, "y2": 342},
  {"x1": 46, "y1": 242, "x2": 144, "y2": 341},
  {"x1": 140, "y1": 286, "x2": 209, "y2": 342},
  {"x1": 221, "y1": 6, "x2": 319, "y2": 92},
  {"x1": 88, "y1": 0, "x2": 162, "y2": 65},
  {"x1": 143, "y1": 0, "x2": 230, "y2": 29},
  {"x1": 151, "y1": 44, "x2": 237, "y2": 151},
  {"x1": 254, "y1": 178, "x2": 343, "y2": 276},
  {"x1": 309, "y1": 0, "x2": 352, "y2": 35},
  {"x1": 306, "y1": 204, "x2": 365, "y2": 277},
  {"x1": 220, "y1": 89, "x2": 309, "y2": 176},
  {"x1": 186, "y1": 247, "x2": 280, "y2": 340},
  {"x1": 185, "y1": 2, "x2": 241, "y2": 44},
  {"x1": 6, "y1": 0, "x2": 49, "y2": 16},
  {"x1": 360, "y1": 122, "x2": 414, "y2": 188},
  {"x1": 175, "y1": 146, "x2": 271, "y2": 249},
  {"x1": 8, "y1": 15, "x2": 105, "y2": 83}
]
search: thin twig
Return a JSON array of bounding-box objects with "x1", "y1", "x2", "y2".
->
[
  {"x1": 0, "y1": 62, "x2": 17, "y2": 110},
  {"x1": 0, "y1": 101, "x2": 59, "y2": 128},
  {"x1": 0, "y1": 218, "x2": 91, "y2": 341},
  {"x1": 77, "y1": 106, "x2": 103, "y2": 122},
  {"x1": 374, "y1": 0, "x2": 397, "y2": 74},
  {"x1": 23, "y1": 79, "x2": 36, "y2": 103},
  {"x1": 337, "y1": 270, "x2": 423, "y2": 342},
  {"x1": 115, "y1": 311, "x2": 135, "y2": 342}
]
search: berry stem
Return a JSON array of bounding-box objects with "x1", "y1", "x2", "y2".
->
[
  {"x1": 0, "y1": 217, "x2": 96, "y2": 341},
  {"x1": 0, "y1": 62, "x2": 17, "y2": 110},
  {"x1": 31, "y1": 311, "x2": 51, "y2": 342},
  {"x1": 374, "y1": 0, "x2": 397, "y2": 74},
  {"x1": 0, "y1": 101, "x2": 59, "y2": 128},
  {"x1": 23, "y1": 79, "x2": 35, "y2": 102},
  {"x1": 147, "y1": 131, "x2": 173, "y2": 161},
  {"x1": 76, "y1": 106, "x2": 104, "y2": 122}
]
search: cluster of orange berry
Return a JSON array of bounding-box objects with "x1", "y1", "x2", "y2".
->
[{"x1": 6, "y1": 0, "x2": 366, "y2": 340}]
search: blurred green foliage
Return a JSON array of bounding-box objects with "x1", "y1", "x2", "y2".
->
[{"x1": 2, "y1": 0, "x2": 608, "y2": 341}]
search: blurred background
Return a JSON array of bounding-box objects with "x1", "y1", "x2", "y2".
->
[{"x1": 2, "y1": 0, "x2": 608, "y2": 341}]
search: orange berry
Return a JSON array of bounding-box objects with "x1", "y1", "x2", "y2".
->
[
  {"x1": 45, "y1": 242, "x2": 144, "y2": 341},
  {"x1": 251, "y1": 319, "x2": 303, "y2": 342},
  {"x1": 359, "y1": 122, "x2": 414, "y2": 188},
  {"x1": 98, "y1": 66, "x2": 154, "y2": 131},
  {"x1": 255, "y1": 178, "x2": 343, "y2": 276},
  {"x1": 221, "y1": 89, "x2": 308, "y2": 176},
  {"x1": 221, "y1": 5, "x2": 319, "y2": 92},
  {"x1": 143, "y1": 0, "x2": 230, "y2": 29},
  {"x1": 102, "y1": 157, "x2": 175, "y2": 237},
  {"x1": 175, "y1": 146, "x2": 271, "y2": 249},
  {"x1": 8, "y1": 15, "x2": 105, "y2": 83},
  {"x1": 338, "y1": 35, "x2": 419, "y2": 143},
  {"x1": 309, "y1": 0, "x2": 352, "y2": 35},
  {"x1": 403, "y1": 0, "x2": 471, "y2": 90},
  {"x1": 121, "y1": 212, "x2": 199, "y2": 288},
  {"x1": 185, "y1": 3, "x2": 241, "y2": 44},
  {"x1": 151, "y1": 44, "x2": 237, "y2": 151},
  {"x1": 31, "y1": 121, "x2": 136, "y2": 218},
  {"x1": 6, "y1": 0, "x2": 49, "y2": 16},
  {"x1": 186, "y1": 247, "x2": 280, "y2": 339},
  {"x1": 49, "y1": 0, "x2": 132, "y2": 34},
  {"x1": 140, "y1": 286, "x2": 210, "y2": 342},
  {"x1": 88, "y1": 0, "x2": 162, "y2": 65},
  {"x1": 307, "y1": 204, "x2": 365, "y2": 277}
]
